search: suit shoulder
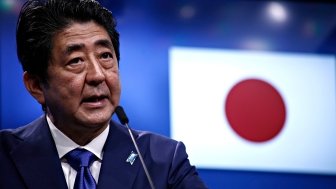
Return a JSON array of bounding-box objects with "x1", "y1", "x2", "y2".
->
[
  {"x1": 110, "y1": 119, "x2": 179, "y2": 146},
  {"x1": 133, "y1": 129, "x2": 187, "y2": 163},
  {"x1": 0, "y1": 116, "x2": 45, "y2": 146},
  {"x1": 135, "y1": 129, "x2": 179, "y2": 146}
]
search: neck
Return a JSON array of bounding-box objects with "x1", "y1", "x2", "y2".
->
[
  {"x1": 62, "y1": 125, "x2": 108, "y2": 146},
  {"x1": 46, "y1": 114, "x2": 109, "y2": 146}
]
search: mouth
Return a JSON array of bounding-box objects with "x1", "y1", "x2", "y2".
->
[{"x1": 82, "y1": 95, "x2": 108, "y2": 104}]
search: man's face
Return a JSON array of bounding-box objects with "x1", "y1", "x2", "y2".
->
[{"x1": 42, "y1": 21, "x2": 120, "y2": 131}]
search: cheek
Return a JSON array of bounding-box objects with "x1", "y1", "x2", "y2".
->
[
  {"x1": 107, "y1": 74, "x2": 121, "y2": 97},
  {"x1": 107, "y1": 68, "x2": 120, "y2": 87},
  {"x1": 49, "y1": 74, "x2": 86, "y2": 99},
  {"x1": 68, "y1": 79, "x2": 85, "y2": 92},
  {"x1": 111, "y1": 77, "x2": 121, "y2": 94}
]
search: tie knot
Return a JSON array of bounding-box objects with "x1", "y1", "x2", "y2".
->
[{"x1": 65, "y1": 148, "x2": 97, "y2": 171}]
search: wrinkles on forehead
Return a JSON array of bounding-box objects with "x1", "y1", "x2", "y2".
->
[
  {"x1": 48, "y1": 21, "x2": 114, "y2": 63},
  {"x1": 63, "y1": 39, "x2": 114, "y2": 57}
]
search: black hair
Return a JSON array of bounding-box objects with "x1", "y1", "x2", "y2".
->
[{"x1": 16, "y1": 0, "x2": 120, "y2": 80}]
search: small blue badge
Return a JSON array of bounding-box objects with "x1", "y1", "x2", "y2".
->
[{"x1": 126, "y1": 151, "x2": 138, "y2": 165}]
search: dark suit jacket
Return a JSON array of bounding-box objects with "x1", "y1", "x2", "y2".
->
[{"x1": 0, "y1": 116, "x2": 207, "y2": 189}]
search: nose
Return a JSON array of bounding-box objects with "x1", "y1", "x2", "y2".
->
[{"x1": 86, "y1": 58, "x2": 105, "y2": 85}]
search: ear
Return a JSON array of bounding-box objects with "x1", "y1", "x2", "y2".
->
[{"x1": 23, "y1": 71, "x2": 46, "y2": 106}]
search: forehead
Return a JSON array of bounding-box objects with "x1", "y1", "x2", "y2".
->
[{"x1": 52, "y1": 21, "x2": 111, "y2": 49}]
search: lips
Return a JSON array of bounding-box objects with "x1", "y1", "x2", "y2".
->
[{"x1": 82, "y1": 95, "x2": 108, "y2": 103}]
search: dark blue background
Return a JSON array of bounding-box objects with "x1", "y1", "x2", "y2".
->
[{"x1": 1, "y1": 0, "x2": 336, "y2": 188}]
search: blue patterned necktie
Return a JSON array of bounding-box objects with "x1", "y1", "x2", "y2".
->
[{"x1": 65, "y1": 148, "x2": 98, "y2": 189}]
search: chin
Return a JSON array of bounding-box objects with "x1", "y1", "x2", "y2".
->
[
  {"x1": 82, "y1": 115, "x2": 111, "y2": 127},
  {"x1": 77, "y1": 107, "x2": 113, "y2": 126},
  {"x1": 82, "y1": 120, "x2": 110, "y2": 129}
]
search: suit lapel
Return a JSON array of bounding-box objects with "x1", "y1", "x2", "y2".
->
[
  {"x1": 10, "y1": 116, "x2": 67, "y2": 189},
  {"x1": 97, "y1": 120, "x2": 146, "y2": 189}
]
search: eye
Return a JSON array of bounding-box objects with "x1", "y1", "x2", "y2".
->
[
  {"x1": 100, "y1": 52, "x2": 113, "y2": 59},
  {"x1": 68, "y1": 57, "x2": 84, "y2": 65}
]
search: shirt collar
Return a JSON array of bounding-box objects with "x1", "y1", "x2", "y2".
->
[{"x1": 47, "y1": 115, "x2": 109, "y2": 160}]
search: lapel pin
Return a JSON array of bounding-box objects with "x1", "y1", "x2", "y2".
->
[{"x1": 126, "y1": 151, "x2": 138, "y2": 165}]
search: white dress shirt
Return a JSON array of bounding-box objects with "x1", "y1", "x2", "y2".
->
[{"x1": 47, "y1": 116, "x2": 109, "y2": 189}]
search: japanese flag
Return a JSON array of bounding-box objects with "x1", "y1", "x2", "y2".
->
[{"x1": 169, "y1": 46, "x2": 336, "y2": 175}]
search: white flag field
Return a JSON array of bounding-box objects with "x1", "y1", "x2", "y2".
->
[{"x1": 169, "y1": 46, "x2": 336, "y2": 175}]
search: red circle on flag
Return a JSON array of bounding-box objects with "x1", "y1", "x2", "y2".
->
[{"x1": 225, "y1": 79, "x2": 286, "y2": 142}]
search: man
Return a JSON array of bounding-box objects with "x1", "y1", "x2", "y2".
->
[{"x1": 0, "y1": 0, "x2": 207, "y2": 189}]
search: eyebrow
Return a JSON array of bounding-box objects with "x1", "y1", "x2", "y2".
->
[
  {"x1": 64, "y1": 43, "x2": 85, "y2": 56},
  {"x1": 94, "y1": 39, "x2": 114, "y2": 50}
]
